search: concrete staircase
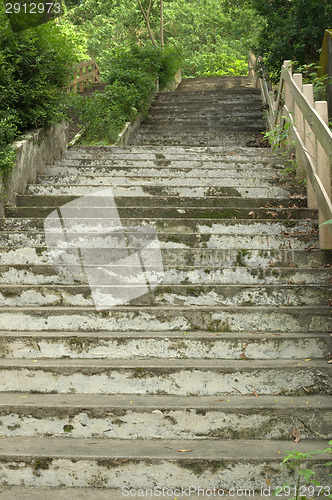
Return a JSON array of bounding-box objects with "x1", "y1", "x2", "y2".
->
[{"x1": 0, "y1": 76, "x2": 331, "y2": 498}]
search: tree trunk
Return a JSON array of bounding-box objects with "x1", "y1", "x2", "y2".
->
[
  {"x1": 137, "y1": 0, "x2": 158, "y2": 49},
  {"x1": 160, "y1": 0, "x2": 164, "y2": 50}
]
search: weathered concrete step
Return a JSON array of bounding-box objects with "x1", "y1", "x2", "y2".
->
[
  {"x1": 154, "y1": 93, "x2": 262, "y2": 104},
  {"x1": 45, "y1": 163, "x2": 283, "y2": 177},
  {"x1": 1, "y1": 331, "x2": 330, "y2": 360},
  {"x1": 178, "y1": 75, "x2": 256, "y2": 88},
  {"x1": 0, "y1": 489, "x2": 321, "y2": 500},
  {"x1": 152, "y1": 95, "x2": 262, "y2": 106},
  {"x1": 25, "y1": 184, "x2": 290, "y2": 198},
  {"x1": 0, "y1": 265, "x2": 330, "y2": 287},
  {"x1": 0, "y1": 437, "x2": 330, "y2": 490},
  {"x1": 0, "y1": 284, "x2": 329, "y2": 308},
  {"x1": 132, "y1": 134, "x2": 264, "y2": 147},
  {"x1": 0, "y1": 306, "x2": 330, "y2": 333},
  {"x1": 0, "y1": 218, "x2": 317, "y2": 235},
  {"x1": 36, "y1": 174, "x2": 284, "y2": 186},
  {"x1": 0, "y1": 230, "x2": 318, "y2": 250},
  {"x1": 0, "y1": 248, "x2": 329, "y2": 270},
  {"x1": 144, "y1": 113, "x2": 264, "y2": 122},
  {"x1": 142, "y1": 117, "x2": 265, "y2": 127},
  {"x1": 0, "y1": 206, "x2": 318, "y2": 224},
  {"x1": 48, "y1": 156, "x2": 283, "y2": 169},
  {"x1": 0, "y1": 358, "x2": 330, "y2": 395},
  {"x1": 67, "y1": 144, "x2": 271, "y2": 152},
  {"x1": 12, "y1": 195, "x2": 307, "y2": 209},
  {"x1": 134, "y1": 134, "x2": 265, "y2": 147},
  {"x1": 140, "y1": 119, "x2": 264, "y2": 128},
  {"x1": 0, "y1": 394, "x2": 331, "y2": 440},
  {"x1": 64, "y1": 145, "x2": 278, "y2": 161},
  {"x1": 0, "y1": 489, "x2": 303, "y2": 500}
]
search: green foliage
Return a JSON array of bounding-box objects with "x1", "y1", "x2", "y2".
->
[
  {"x1": 294, "y1": 62, "x2": 332, "y2": 101},
  {"x1": 274, "y1": 440, "x2": 332, "y2": 500},
  {"x1": 0, "y1": 5, "x2": 80, "y2": 174},
  {"x1": 165, "y1": 0, "x2": 261, "y2": 77},
  {"x1": 72, "y1": 44, "x2": 179, "y2": 144},
  {"x1": 263, "y1": 116, "x2": 293, "y2": 152},
  {"x1": 320, "y1": 219, "x2": 332, "y2": 227},
  {"x1": 251, "y1": 0, "x2": 332, "y2": 82},
  {"x1": 62, "y1": 0, "x2": 262, "y2": 78}
]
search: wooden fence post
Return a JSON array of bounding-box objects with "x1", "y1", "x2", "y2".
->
[
  {"x1": 284, "y1": 61, "x2": 293, "y2": 113},
  {"x1": 80, "y1": 67, "x2": 84, "y2": 92},
  {"x1": 293, "y1": 74, "x2": 305, "y2": 179},
  {"x1": 283, "y1": 61, "x2": 293, "y2": 151},
  {"x1": 315, "y1": 101, "x2": 332, "y2": 249},
  {"x1": 302, "y1": 84, "x2": 318, "y2": 209}
]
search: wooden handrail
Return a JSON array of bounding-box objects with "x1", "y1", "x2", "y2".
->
[
  {"x1": 248, "y1": 50, "x2": 332, "y2": 249},
  {"x1": 318, "y1": 29, "x2": 332, "y2": 118},
  {"x1": 68, "y1": 59, "x2": 101, "y2": 94}
]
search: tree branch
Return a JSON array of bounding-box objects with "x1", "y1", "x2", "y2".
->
[{"x1": 137, "y1": 0, "x2": 158, "y2": 49}]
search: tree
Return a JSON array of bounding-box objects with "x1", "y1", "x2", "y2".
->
[
  {"x1": 251, "y1": 0, "x2": 332, "y2": 80},
  {"x1": 137, "y1": 0, "x2": 164, "y2": 49}
]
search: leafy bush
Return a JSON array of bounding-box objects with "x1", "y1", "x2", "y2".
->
[
  {"x1": 63, "y1": 0, "x2": 262, "y2": 78},
  {"x1": 72, "y1": 44, "x2": 180, "y2": 144},
  {"x1": 0, "y1": 7, "x2": 79, "y2": 174},
  {"x1": 251, "y1": 0, "x2": 332, "y2": 82}
]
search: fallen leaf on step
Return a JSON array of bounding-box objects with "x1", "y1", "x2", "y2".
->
[
  {"x1": 249, "y1": 388, "x2": 259, "y2": 397},
  {"x1": 265, "y1": 479, "x2": 271, "y2": 486},
  {"x1": 215, "y1": 399, "x2": 225, "y2": 401},
  {"x1": 292, "y1": 427, "x2": 301, "y2": 443},
  {"x1": 177, "y1": 449, "x2": 192, "y2": 453},
  {"x1": 232, "y1": 387, "x2": 243, "y2": 395}
]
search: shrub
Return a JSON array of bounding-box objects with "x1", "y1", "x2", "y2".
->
[
  {"x1": 0, "y1": 7, "x2": 79, "y2": 173},
  {"x1": 73, "y1": 44, "x2": 180, "y2": 144}
]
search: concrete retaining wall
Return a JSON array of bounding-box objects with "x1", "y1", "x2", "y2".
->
[{"x1": 0, "y1": 122, "x2": 68, "y2": 216}]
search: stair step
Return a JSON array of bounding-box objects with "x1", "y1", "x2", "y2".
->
[
  {"x1": 1, "y1": 331, "x2": 330, "y2": 360},
  {"x1": 0, "y1": 264, "x2": 330, "y2": 285},
  {"x1": 12, "y1": 195, "x2": 308, "y2": 210},
  {"x1": 0, "y1": 489, "x2": 311, "y2": 500},
  {"x1": 0, "y1": 230, "x2": 318, "y2": 250},
  {"x1": 0, "y1": 218, "x2": 317, "y2": 233},
  {"x1": 0, "y1": 394, "x2": 330, "y2": 440},
  {"x1": 0, "y1": 437, "x2": 330, "y2": 490},
  {"x1": 0, "y1": 284, "x2": 330, "y2": 307},
  {"x1": 35, "y1": 175, "x2": 284, "y2": 187},
  {"x1": 0, "y1": 206, "x2": 318, "y2": 223},
  {"x1": 46, "y1": 158, "x2": 283, "y2": 171},
  {"x1": 25, "y1": 184, "x2": 291, "y2": 198},
  {"x1": 64, "y1": 144, "x2": 277, "y2": 160},
  {"x1": 0, "y1": 358, "x2": 330, "y2": 395},
  {"x1": 0, "y1": 306, "x2": 330, "y2": 333},
  {"x1": 131, "y1": 133, "x2": 263, "y2": 147},
  {"x1": 1, "y1": 73, "x2": 331, "y2": 495}
]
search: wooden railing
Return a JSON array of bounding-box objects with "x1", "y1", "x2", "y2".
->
[
  {"x1": 248, "y1": 51, "x2": 332, "y2": 249},
  {"x1": 318, "y1": 29, "x2": 332, "y2": 118},
  {"x1": 68, "y1": 59, "x2": 100, "y2": 94}
]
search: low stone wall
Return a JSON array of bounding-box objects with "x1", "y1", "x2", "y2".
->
[{"x1": 0, "y1": 122, "x2": 68, "y2": 215}]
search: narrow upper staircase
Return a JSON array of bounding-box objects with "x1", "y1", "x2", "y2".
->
[{"x1": 0, "y1": 76, "x2": 331, "y2": 498}]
